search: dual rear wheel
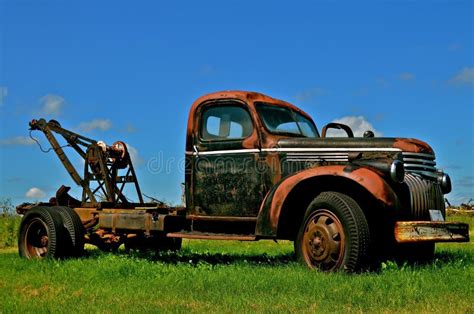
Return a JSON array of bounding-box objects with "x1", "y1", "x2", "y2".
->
[
  {"x1": 19, "y1": 206, "x2": 181, "y2": 259},
  {"x1": 18, "y1": 206, "x2": 84, "y2": 259}
]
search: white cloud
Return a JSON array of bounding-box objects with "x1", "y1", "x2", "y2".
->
[
  {"x1": 0, "y1": 136, "x2": 36, "y2": 146},
  {"x1": 40, "y1": 94, "x2": 65, "y2": 116},
  {"x1": 331, "y1": 116, "x2": 382, "y2": 137},
  {"x1": 126, "y1": 143, "x2": 143, "y2": 166},
  {"x1": 26, "y1": 187, "x2": 46, "y2": 199},
  {"x1": 450, "y1": 67, "x2": 474, "y2": 86},
  {"x1": 0, "y1": 86, "x2": 8, "y2": 106},
  {"x1": 78, "y1": 119, "x2": 112, "y2": 132},
  {"x1": 398, "y1": 72, "x2": 415, "y2": 81}
]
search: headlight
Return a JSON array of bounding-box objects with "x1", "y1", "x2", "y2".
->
[
  {"x1": 438, "y1": 172, "x2": 452, "y2": 194},
  {"x1": 390, "y1": 160, "x2": 405, "y2": 183}
]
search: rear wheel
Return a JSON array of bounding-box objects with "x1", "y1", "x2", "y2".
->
[
  {"x1": 55, "y1": 206, "x2": 85, "y2": 257},
  {"x1": 18, "y1": 206, "x2": 68, "y2": 259},
  {"x1": 295, "y1": 192, "x2": 370, "y2": 272}
]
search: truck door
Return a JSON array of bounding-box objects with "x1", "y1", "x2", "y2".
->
[{"x1": 190, "y1": 100, "x2": 263, "y2": 217}]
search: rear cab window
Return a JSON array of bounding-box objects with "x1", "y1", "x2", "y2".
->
[{"x1": 201, "y1": 104, "x2": 254, "y2": 141}]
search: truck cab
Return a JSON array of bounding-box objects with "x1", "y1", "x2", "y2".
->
[{"x1": 17, "y1": 90, "x2": 469, "y2": 272}]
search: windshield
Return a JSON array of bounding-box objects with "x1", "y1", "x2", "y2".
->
[{"x1": 256, "y1": 102, "x2": 319, "y2": 138}]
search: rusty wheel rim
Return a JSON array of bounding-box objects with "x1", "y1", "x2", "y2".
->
[
  {"x1": 302, "y1": 209, "x2": 345, "y2": 271},
  {"x1": 23, "y1": 217, "x2": 49, "y2": 258}
]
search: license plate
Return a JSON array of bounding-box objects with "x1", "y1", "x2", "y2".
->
[{"x1": 429, "y1": 209, "x2": 445, "y2": 222}]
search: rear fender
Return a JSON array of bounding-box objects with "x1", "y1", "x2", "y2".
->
[{"x1": 255, "y1": 165, "x2": 399, "y2": 237}]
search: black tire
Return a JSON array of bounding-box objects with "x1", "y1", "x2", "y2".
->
[
  {"x1": 295, "y1": 192, "x2": 370, "y2": 272},
  {"x1": 18, "y1": 206, "x2": 69, "y2": 259},
  {"x1": 55, "y1": 206, "x2": 85, "y2": 257}
]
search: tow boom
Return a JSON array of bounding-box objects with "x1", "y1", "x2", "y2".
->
[{"x1": 29, "y1": 119, "x2": 143, "y2": 206}]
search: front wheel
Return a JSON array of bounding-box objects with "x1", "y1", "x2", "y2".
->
[{"x1": 295, "y1": 192, "x2": 370, "y2": 272}]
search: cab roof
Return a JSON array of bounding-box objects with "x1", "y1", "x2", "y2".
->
[{"x1": 189, "y1": 90, "x2": 312, "y2": 120}]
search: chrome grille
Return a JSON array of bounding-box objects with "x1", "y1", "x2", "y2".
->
[
  {"x1": 404, "y1": 173, "x2": 445, "y2": 219},
  {"x1": 402, "y1": 152, "x2": 438, "y2": 179}
]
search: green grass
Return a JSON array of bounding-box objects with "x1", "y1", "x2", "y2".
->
[
  {"x1": 0, "y1": 215, "x2": 472, "y2": 313},
  {"x1": 0, "y1": 215, "x2": 20, "y2": 249},
  {"x1": 0, "y1": 199, "x2": 20, "y2": 249}
]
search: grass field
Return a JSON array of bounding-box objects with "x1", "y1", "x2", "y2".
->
[{"x1": 0, "y1": 214, "x2": 472, "y2": 313}]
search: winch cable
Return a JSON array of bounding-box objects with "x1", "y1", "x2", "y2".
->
[{"x1": 29, "y1": 130, "x2": 71, "y2": 153}]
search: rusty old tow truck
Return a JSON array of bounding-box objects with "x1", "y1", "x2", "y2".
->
[{"x1": 17, "y1": 91, "x2": 469, "y2": 272}]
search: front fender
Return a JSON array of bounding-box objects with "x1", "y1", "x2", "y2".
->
[{"x1": 255, "y1": 165, "x2": 399, "y2": 237}]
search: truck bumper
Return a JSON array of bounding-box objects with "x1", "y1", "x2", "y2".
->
[{"x1": 394, "y1": 221, "x2": 470, "y2": 243}]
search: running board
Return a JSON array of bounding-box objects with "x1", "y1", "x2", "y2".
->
[{"x1": 166, "y1": 231, "x2": 256, "y2": 241}]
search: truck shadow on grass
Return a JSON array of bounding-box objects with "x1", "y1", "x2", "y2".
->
[
  {"x1": 92, "y1": 249, "x2": 298, "y2": 267},
  {"x1": 82, "y1": 247, "x2": 472, "y2": 271}
]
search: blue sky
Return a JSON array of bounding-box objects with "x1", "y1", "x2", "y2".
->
[{"x1": 0, "y1": 0, "x2": 472, "y2": 206}]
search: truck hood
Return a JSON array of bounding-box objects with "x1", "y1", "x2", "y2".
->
[{"x1": 276, "y1": 137, "x2": 434, "y2": 154}]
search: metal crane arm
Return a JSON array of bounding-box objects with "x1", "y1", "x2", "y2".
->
[{"x1": 29, "y1": 118, "x2": 143, "y2": 206}]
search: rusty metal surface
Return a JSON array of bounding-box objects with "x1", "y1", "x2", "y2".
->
[
  {"x1": 21, "y1": 90, "x2": 469, "y2": 255},
  {"x1": 99, "y1": 210, "x2": 163, "y2": 233},
  {"x1": 186, "y1": 94, "x2": 270, "y2": 216},
  {"x1": 185, "y1": 90, "x2": 313, "y2": 152},
  {"x1": 191, "y1": 149, "x2": 263, "y2": 216},
  {"x1": 185, "y1": 91, "x2": 316, "y2": 217},
  {"x1": 167, "y1": 231, "x2": 256, "y2": 241},
  {"x1": 187, "y1": 215, "x2": 257, "y2": 222},
  {"x1": 404, "y1": 174, "x2": 445, "y2": 219},
  {"x1": 22, "y1": 217, "x2": 50, "y2": 258},
  {"x1": 394, "y1": 221, "x2": 470, "y2": 243},
  {"x1": 98, "y1": 210, "x2": 185, "y2": 234},
  {"x1": 300, "y1": 209, "x2": 346, "y2": 271},
  {"x1": 393, "y1": 138, "x2": 433, "y2": 154},
  {"x1": 321, "y1": 123, "x2": 354, "y2": 138},
  {"x1": 72, "y1": 207, "x2": 99, "y2": 230},
  {"x1": 88, "y1": 229, "x2": 122, "y2": 251},
  {"x1": 183, "y1": 90, "x2": 459, "y2": 239},
  {"x1": 28, "y1": 118, "x2": 143, "y2": 206},
  {"x1": 256, "y1": 165, "x2": 399, "y2": 236}
]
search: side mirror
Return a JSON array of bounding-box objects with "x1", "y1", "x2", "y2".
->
[{"x1": 321, "y1": 123, "x2": 354, "y2": 138}]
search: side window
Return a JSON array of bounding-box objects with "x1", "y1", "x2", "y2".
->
[{"x1": 201, "y1": 105, "x2": 253, "y2": 141}]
